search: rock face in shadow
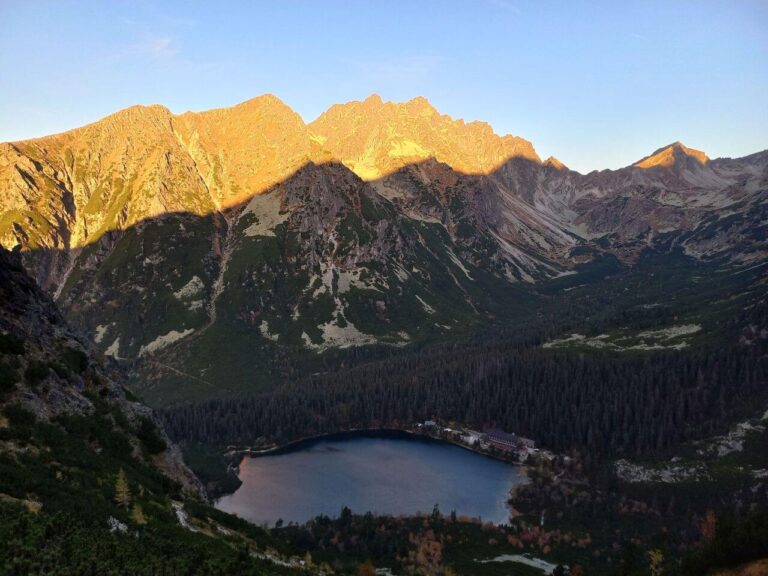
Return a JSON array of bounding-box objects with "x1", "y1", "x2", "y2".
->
[{"x1": 0, "y1": 246, "x2": 205, "y2": 497}]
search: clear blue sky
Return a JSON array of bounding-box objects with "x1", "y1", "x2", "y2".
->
[{"x1": 1, "y1": 0, "x2": 766, "y2": 173}]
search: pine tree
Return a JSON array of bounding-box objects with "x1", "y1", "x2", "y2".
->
[
  {"x1": 131, "y1": 503, "x2": 147, "y2": 525},
  {"x1": 648, "y1": 549, "x2": 664, "y2": 576},
  {"x1": 114, "y1": 468, "x2": 131, "y2": 509}
]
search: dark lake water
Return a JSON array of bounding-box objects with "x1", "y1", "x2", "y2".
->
[{"x1": 215, "y1": 432, "x2": 526, "y2": 526}]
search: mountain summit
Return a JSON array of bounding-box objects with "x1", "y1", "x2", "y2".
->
[
  {"x1": 308, "y1": 94, "x2": 540, "y2": 179},
  {"x1": 633, "y1": 141, "x2": 710, "y2": 169}
]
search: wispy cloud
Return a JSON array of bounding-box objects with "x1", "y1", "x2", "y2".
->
[
  {"x1": 486, "y1": 0, "x2": 521, "y2": 15},
  {"x1": 629, "y1": 32, "x2": 650, "y2": 42},
  {"x1": 123, "y1": 34, "x2": 178, "y2": 61},
  {"x1": 107, "y1": 26, "x2": 222, "y2": 77}
]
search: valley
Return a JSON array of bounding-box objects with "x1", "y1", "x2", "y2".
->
[
  {"x1": 0, "y1": 93, "x2": 766, "y2": 575},
  {"x1": 2, "y1": 0, "x2": 767, "y2": 572}
]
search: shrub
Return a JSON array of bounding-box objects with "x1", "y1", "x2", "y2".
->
[
  {"x1": 3, "y1": 404, "x2": 36, "y2": 428},
  {"x1": 137, "y1": 417, "x2": 167, "y2": 455},
  {"x1": 24, "y1": 361, "x2": 49, "y2": 387},
  {"x1": 51, "y1": 363, "x2": 70, "y2": 379},
  {"x1": 60, "y1": 347, "x2": 88, "y2": 374},
  {"x1": 0, "y1": 364, "x2": 18, "y2": 398},
  {"x1": 0, "y1": 333, "x2": 24, "y2": 355}
]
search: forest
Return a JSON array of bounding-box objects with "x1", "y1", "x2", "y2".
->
[{"x1": 162, "y1": 299, "x2": 768, "y2": 465}]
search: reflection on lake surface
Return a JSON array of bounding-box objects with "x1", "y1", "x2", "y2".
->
[{"x1": 216, "y1": 432, "x2": 526, "y2": 526}]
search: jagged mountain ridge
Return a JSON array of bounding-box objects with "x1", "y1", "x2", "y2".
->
[
  {"x1": 0, "y1": 95, "x2": 765, "y2": 402},
  {"x1": 308, "y1": 93, "x2": 541, "y2": 178},
  {"x1": 0, "y1": 95, "x2": 574, "y2": 289}
]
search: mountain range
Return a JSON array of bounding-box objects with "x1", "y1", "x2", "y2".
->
[{"x1": 1, "y1": 94, "x2": 765, "y2": 404}]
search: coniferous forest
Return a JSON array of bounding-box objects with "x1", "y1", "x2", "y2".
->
[{"x1": 162, "y1": 301, "x2": 768, "y2": 462}]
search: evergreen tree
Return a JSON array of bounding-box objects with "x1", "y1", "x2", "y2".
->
[
  {"x1": 114, "y1": 468, "x2": 131, "y2": 509},
  {"x1": 131, "y1": 503, "x2": 147, "y2": 525}
]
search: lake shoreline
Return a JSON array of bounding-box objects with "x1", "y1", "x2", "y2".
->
[
  {"x1": 217, "y1": 429, "x2": 528, "y2": 526},
  {"x1": 227, "y1": 426, "x2": 529, "y2": 468}
]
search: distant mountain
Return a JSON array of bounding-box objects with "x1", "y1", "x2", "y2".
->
[
  {"x1": 633, "y1": 141, "x2": 709, "y2": 169},
  {"x1": 0, "y1": 95, "x2": 765, "y2": 403}
]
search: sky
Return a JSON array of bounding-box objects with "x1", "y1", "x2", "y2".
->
[{"x1": 1, "y1": 0, "x2": 766, "y2": 173}]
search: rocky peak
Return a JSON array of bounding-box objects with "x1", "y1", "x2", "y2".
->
[
  {"x1": 233, "y1": 92, "x2": 291, "y2": 110},
  {"x1": 362, "y1": 93, "x2": 384, "y2": 106},
  {"x1": 109, "y1": 103, "x2": 172, "y2": 120},
  {"x1": 173, "y1": 95, "x2": 313, "y2": 204},
  {"x1": 544, "y1": 156, "x2": 567, "y2": 170},
  {"x1": 76, "y1": 104, "x2": 174, "y2": 142},
  {"x1": 633, "y1": 141, "x2": 709, "y2": 170},
  {"x1": 403, "y1": 96, "x2": 438, "y2": 116},
  {"x1": 309, "y1": 95, "x2": 539, "y2": 179}
]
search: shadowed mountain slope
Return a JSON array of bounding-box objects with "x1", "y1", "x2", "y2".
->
[{"x1": 0, "y1": 95, "x2": 765, "y2": 403}]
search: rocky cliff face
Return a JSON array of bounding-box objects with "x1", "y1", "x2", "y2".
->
[
  {"x1": 0, "y1": 246, "x2": 205, "y2": 495},
  {"x1": 0, "y1": 95, "x2": 765, "y2": 403}
]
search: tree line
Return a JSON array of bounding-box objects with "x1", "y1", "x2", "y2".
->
[{"x1": 161, "y1": 313, "x2": 768, "y2": 463}]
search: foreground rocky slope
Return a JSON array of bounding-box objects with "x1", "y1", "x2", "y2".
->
[
  {"x1": 0, "y1": 246, "x2": 320, "y2": 574},
  {"x1": 0, "y1": 246, "x2": 202, "y2": 495},
  {"x1": 0, "y1": 95, "x2": 765, "y2": 402}
]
